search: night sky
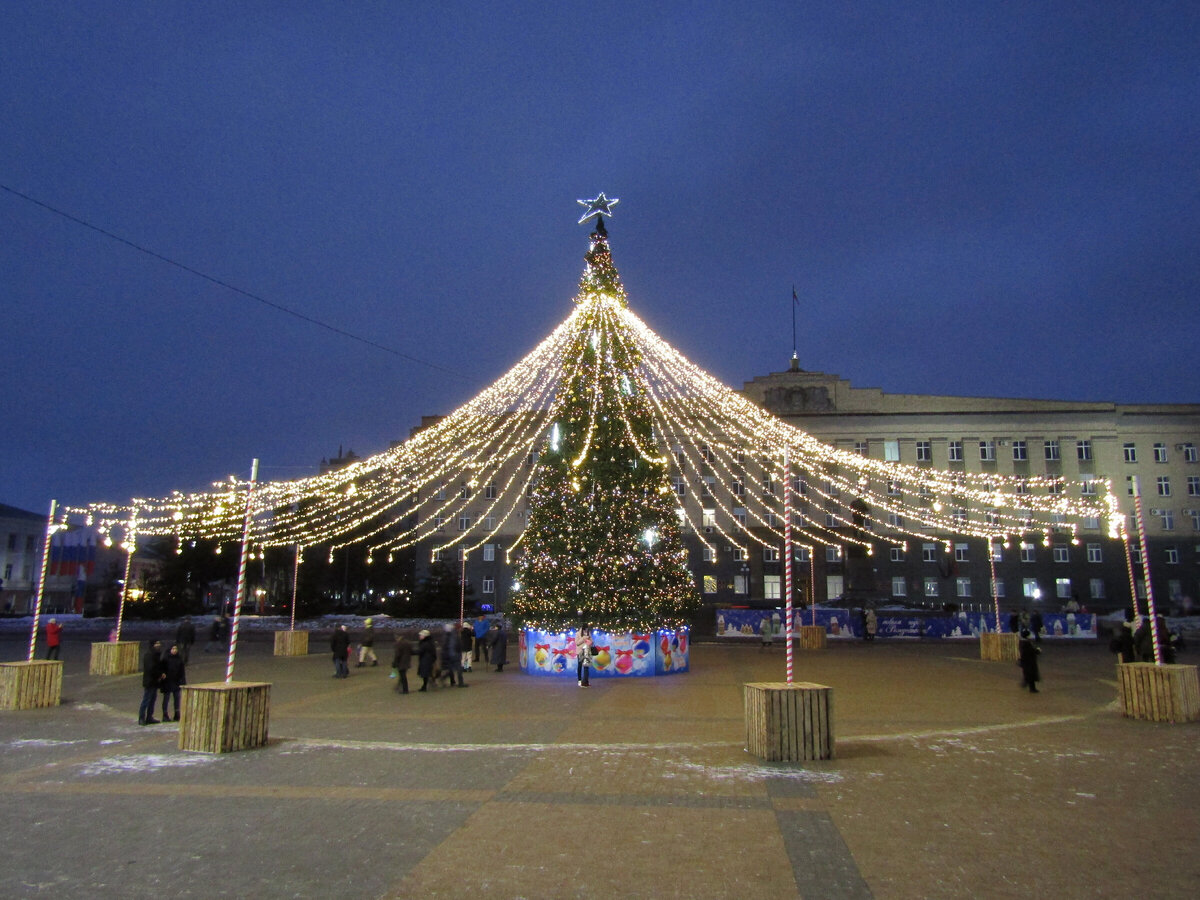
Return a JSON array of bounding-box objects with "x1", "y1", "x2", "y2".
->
[{"x1": 3, "y1": 2, "x2": 1198, "y2": 515}]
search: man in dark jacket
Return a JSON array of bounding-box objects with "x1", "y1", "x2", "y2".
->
[
  {"x1": 440, "y1": 623, "x2": 466, "y2": 686},
  {"x1": 391, "y1": 634, "x2": 413, "y2": 694},
  {"x1": 489, "y1": 623, "x2": 508, "y2": 672},
  {"x1": 160, "y1": 643, "x2": 187, "y2": 721},
  {"x1": 1018, "y1": 629, "x2": 1041, "y2": 693},
  {"x1": 416, "y1": 629, "x2": 438, "y2": 691},
  {"x1": 139, "y1": 640, "x2": 163, "y2": 724},
  {"x1": 175, "y1": 616, "x2": 196, "y2": 663},
  {"x1": 331, "y1": 625, "x2": 351, "y2": 678}
]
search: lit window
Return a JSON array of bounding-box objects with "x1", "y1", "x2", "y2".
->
[
  {"x1": 703, "y1": 575, "x2": 717, "y2": 594},
  {"x1": 924, "y1": 577, "x2": 939, "y2": 597},
  {"x1": 1083, "y1": 516, "x2": 1100, "y2": 530},
  {"x1": 1056, "y1": 578, "x2": 1071, "y2": 599},
  {"x1": 884, "y1": 440, "x2": 900, "y2": 462},
  {"x1": 702, "y1": 509, "x2": 715, "y2": 531},
  {"x1": 1089, "y1": 578, "x2": 1105, "y2": 599},
  {"x1": 763, "y1": 575, "x2": 781, "y2": 600},
  {"x1": 483, "y1": 544, "x2": 495, "y2": 562},
  {"x1": 1023, "y1": 578, "x2": 1040, "y2": 599},
  {"x1": 733, "y1": 574, "x2": 748, "y2": 594},
  {"x1": 482, "y1": 577, "x2": 495, "y2": 595},
  {"x1": 485, "y1": 515, "x2": 496, "y2": 530}
]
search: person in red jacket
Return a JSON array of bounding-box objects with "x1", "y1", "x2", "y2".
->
[{"x1": 45, "y1": 618, "x2": 62, "y2": 660}]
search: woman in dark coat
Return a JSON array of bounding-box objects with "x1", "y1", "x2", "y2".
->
[
  {"x1": 1018, "y1": 628, "x2": 1041, "y2": 693},
  {"x1": 416, "y1": 629, "x2": 438, "y2": 691},
  {"x1": 159, "y1": 643, "x2": 186, "y2": 721},
  {"x1": 392, "y1": 634, "x2": 413, "y2": 695},
  {"x1": 489, "y1": 623, "x2": 508, "y2": 672}
]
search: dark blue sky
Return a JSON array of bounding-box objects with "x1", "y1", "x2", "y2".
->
[{"x1": 3, "y1": 2, "x2": 1198, "y2": 514}]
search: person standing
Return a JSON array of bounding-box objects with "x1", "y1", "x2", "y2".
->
[
  {"x1": 488, "y1": 623, "x2": 508, "y2": 672},
  {"x1": 139, "y1": 640, "x2": 163, "y2": 725},
  {"x1": 459, "y1": 621, "x2": 474, "y2": 672},
  {"x1": 1018, "y1": 628, "x2": 1041, "y2": 693},
  {"x1": 865, "y1": 609, "x2": 878, "y2": 642},
  {"x1": 331, "y1": 624, "x2": 351, "y2": 678},
  {"x1": 760, "y1": 617, "x2": 773, "y2": 650},
  {"x1": 159, "y1": 643, "x2": 186, "y2": 722},
  {"x1": 416, "y1": 629, "x2": 438, "y2": 691},
  {"x1": 175, "y1": 616, "x2": 196, "y2": 664},
  {"x1": 357, "y1": 618, "x2": 378, "y2": 667},
  {"x1": 44, "y1": 618, "x2": 62, "y2": 660},
  {"x1": 577, "y1": 630, "x2": 593, "y2": 687},
  {"x1": 440, "y1": 623, "x2": 466, "y2": 687},
  {"x1": 391, "y1": 633, "x2": 413, "y2": 695},
  {"x1": 1030, "y1": 609, "x2": 1044, "y2": 645},
  {"x1": 473, "y1": 615, "x2": 490, "y2": 666}
]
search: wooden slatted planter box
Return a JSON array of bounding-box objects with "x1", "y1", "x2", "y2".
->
[
  {"x1": 744, "y1": 681, "x2": 834, "y2": 761},
  {"x1": 1117, "y1": 663, "x2": 1200, "y2": 724},
  {"x1": 798, "y1": 625, "x2": 827, "y2": 650},
  {"x1": 273, "y1": 630, "x2": 309, "y2": 657},
  {"x1": 178, "y1": 681, "x2": 271, "y2": 753},
  {"x1": 89, "y1": 641, "x2": 141, "y2": 676},
  {"x1": 0, "y1": 660, "x2": 63, "y2": 710},
  {"x1": 980, "y1": 632, "x2": 1020, "y2": 662}
]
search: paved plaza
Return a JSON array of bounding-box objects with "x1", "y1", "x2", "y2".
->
[{"x1": 1, "y1": 630, "x2": 1197, "y2": 899}]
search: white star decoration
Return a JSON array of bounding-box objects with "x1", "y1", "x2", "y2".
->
[{"x1": 577, "y1": 192, "x2": 619, "y2": 224}]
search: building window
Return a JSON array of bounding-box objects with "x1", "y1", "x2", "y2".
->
[
  {"x1": 1021, "y1": 542, "x2": 1036, "y2": 563},
  {"x1": 733, "y1": 547, "x2": 747, "y2": 562},
  {"x1": 1083, "y1": 515, "x2": 1100, "y2": 530},
  {"x1": 794, "y1": 546, "x2": 811, "y2": 563},
  {"x1": 1012, "y1": 441, "x2": 1027, "y2": 461},
  {"x1": 733, "y1": 574, "x2": 748, "y2": 595},
  {"x1": 1077, "y1": 440, "x2": 1092, "y2": 461},
  {"x1": 793, "y1": 476, "x2": 807, "y2": 496},
  {"x1": 990, "y1": 544, "x2": 1003, "y2": 563},
  {"x1": 1044, "y1": 440, "x2": 1060, "y2": 461},
  {"x1": 1183, "y1": 443, "x2": 1198, "y2": 463},
  {"x1": 435, "y1": 516, "x2": 446, "y2": 533},
  {"x1": 703, "y1": 575, "x2": 717, "y2": 594},
  {"x1": 734, "y1": 507, "x2": 747, "y2": 527},
  {"x1": 1023, "y1": 578, "x2": 1040, "y2": 599},
  {"x1": 731, "y1": 477, "x2": 745, "y2": 496},
  {"x1": 956, "y1": 577, "x2": 972, "y2": 598},
  {"x1": 673, "y1": 476, "x2": 686, "y2": 497},
  {"x1": 979, "y1": 441, "x2": 996, "y2": 462},
  {"x1": 826, "y1": 546, "x2": 842, "y2": 563},
  {"x1": 824, "y1": 512, "x2": 837, "y2": 527},
  {"x1": 1161, "y1": 510, "x2": 1175, "y2": 530},
  {"x1": 1154, "y1": 443, "x2": 1168, "y2": 463},
  {"x1": 1165, "y1": 546, "x2": 1180, "y2": 565},
  {"x1": 699, "y1": 444, "x2": 713, "y2": 463},
  {"x1": 702, "y1": 546, "x2": 714, "y2": 562},
  {"x1": 916, "y1": 441, "x2": 932, "y2": 462},
  {"x1": 887, "y1": 512, "x2": 902, "y2": 529},
  {"x1": 1048, "y1": 479, "x2": 1064, "y2": 495},
  {"x1": 1123, "y1": 443, "x2": 1137, "y2": 463},
  {"x1": 884, "y1": 440, "x2": 900, "y2": 461},
  {"x1": 992, "y1": 579, "x2": 1007, "y2": 599},
  {"x1": 762, "y1": 476, "x2": 775, "y2": 495},
  {"x1": 1089, "y1": 578, "x2": 1105, "y2": 599},
  {"x1": 948, "y1": 441, "x2": 963, "y2": 462},
  {"x1": 890, "y1": 546, "x2": 905, "y2": 562},
  {"x1": 702, "y1": 509, "x2": 715, "y2": 532},
  {"x1": 924, "y1": 578, "x2": 939, "y2": 597},
  {"x1": 432, "y1": 548, "x2": 444, "y2": 562},
  {"x1": 763, "y1": 547, "x2": 779, "y2": 562},
  {"x1": 892, "y1": 576, "x2": 906, "y2": 597},
  {"x1": 922, "y1": 543, "x2": 937, "y2": 563},
  {"x1": 1015, "y1": 480, "x2": 1029, "y2": 495},
  {"x1": 485, "y1": 515, "x2": 497, "y2": 530},
  {"x1": 1056, "y1": 578, "x2": 1071, "y2": 599},
  {"x1": 1157, "y1": 476, "x2": 1171, "y2": 496},
  {"x1": 1086, "y1": 543, "x2": 1102, "y2": 563},
  {"x1": 458, "y1": 514, "x2": 471, "y2": 531},
  {"x1": 954, "y1": 543, "x2": 969, "y2": 563},
  {"x1": 1189, "y1": 509, "x2": 1200, "y2": 531},
  {"x1": 763, "y1": 575, "x2": 781, "y2": 600},
  {"x1": 952, "y1": 509, "x2": 968, "y2": 527},
  {"x1": 1081, "y1": 478, "x2": 1097, "y2": 496},
  {"x1": 482, "y1": 577, "x2": 495, "y2": 595},
  {"x1": 887, "y1": 480, "x2": 901, "y2": 496},
  {"x1": 483, "y1": 544, "x2": 495, "y2": 562},
  {"x1": 702, "y1": 476, "x2": 715, "y2": 497},
  {"x1": 854, "y1": 441, "x2": 868, "y2": 456},
  {"x1": 1053, "y1": 545, "x2": 1069, "y2": 563},
  {"x1": 1187, "y1": 476, "x2": 1200, "y2": 497}
]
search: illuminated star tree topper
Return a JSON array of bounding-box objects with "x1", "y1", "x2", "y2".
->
[{"x1": 577, "y1": 192, "x2": 619, "y2": 224}]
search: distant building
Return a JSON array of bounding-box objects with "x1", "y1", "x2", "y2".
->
[{"x1": 0, "y1": 504, "x2": 44, "y2": 613}]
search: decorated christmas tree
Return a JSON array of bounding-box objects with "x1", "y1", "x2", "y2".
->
[{"x1": 509, "y1": 197, "x2": 700, "y2": 634}]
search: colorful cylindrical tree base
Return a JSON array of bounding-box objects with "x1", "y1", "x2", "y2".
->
[{"x1": 519, "y1": 627, "x2": 689, "y2": 677}]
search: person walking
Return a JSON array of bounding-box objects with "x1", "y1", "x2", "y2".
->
[
  {"x1": 391, "y1": 633, "x2": 413, "y2": 694},
  {"x1": 330, "y1": 624, "x2": 351, "y2": 678},
  {"x1": 459, "y1": 621, "x2": 474, "y2": 672},
  {"x1": 175, "y1": 616, "x2": 196, "y2": 664},
  {"x1": 440, "y1": 623, "x2": 466, "y2": 687},
  {"x1": 577, "y1": 630, "x2": 593, "y2": 687},
  {"x1": 159, "y1": 643, "x2": 186, "y2": 722},
  {"x1": 1018, "y1": 628, "x2": 1041, "y2": 693},
  {"x1": 416, "y1": 629, "x2": 438, "y2": 691},
  {"x1": 488, "y1": 623, "x2": 508, "y2": 672},
  {"x1": 44, "y1": 618, "x2": 62, "y2": 660},
  {"x1": 357, "y1": 618, "x2": 378, "y2": 668},
  {"x1": 139, "y1": 640, "x2": 163, "y2": 725}
]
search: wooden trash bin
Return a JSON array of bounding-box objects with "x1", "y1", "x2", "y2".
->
[
  {"x1": 273, "y1": 630, "x2": 309, "y2": 657},
  {"x1": 89, "y1": 641, "x2": 141, "y2": 676},
  {"x1": 744, "y1": 681, "x2": 834, "y2": 761},
  {"x1": 178, "y1": 681, "x2": 271, "y2": 753},
  {"x1": 0, "y1": 660, "x2": 63, "y2": 710},
  {"x1": 798, "y1": 625, "x2": 827, "y2": 650},
  {"x1": 1117, "y1": 663, "x2": 1200, "y2": 724},
  {"x1": 980, "y1": 631, "x2": 1019, "y2": 662}
]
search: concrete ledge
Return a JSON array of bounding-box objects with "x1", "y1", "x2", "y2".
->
[
  {"x1": 179, "y1": 681, "x2": 271, "y2": 753},
  {"x1": 1117, "y1": 662, "x2": 1200, "y2": 723},
  {"x1": 0, "y1": 660, "x2": 63, "y2": 710},
  {"x1": 744, "y1": 681, "x2": 834, "y2": 761},
  {"x1": 89, "y1": 641, "x2": 140, "y2": 676}
]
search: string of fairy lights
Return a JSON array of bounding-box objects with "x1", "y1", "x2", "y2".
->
[{"x1": 61, "y1": 218, "x2": 1123, "y2": 571}]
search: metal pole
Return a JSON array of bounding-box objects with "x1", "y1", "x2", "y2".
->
[
  {"x1": 783, "y1": 449, "x2": 793, "y2": 683},
  {"x1": 225, "y1": 459, "x2": 259, "y2": 683},
  {"x1": 115, "y1": 517, "x2": 136, "y2": 642},
  {"x1": 290, "y1": 544, "x2": 301, "y2": 631},
  {"x1": 27, "y1": 499, "x2": 57, "y2": 661},
  {"x1": 1129, "y1": 476, "x2": 1163, "y2": 665},
  {"x1": 810, "y1": 546, "x2": 817, "y2": 627}
]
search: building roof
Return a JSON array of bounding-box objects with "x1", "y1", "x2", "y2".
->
[{"x1": 0, "y1": 503, "x2": 44, "y2": 522}]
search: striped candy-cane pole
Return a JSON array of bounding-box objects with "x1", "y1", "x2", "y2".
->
[
  {"x1": 809, "y1": 546, "x2": 817, "y2": 627},
  {"x1": 988, "y1": 540, "x2": 1001, "y2": 633},
  {"x1": 225, "y1": 459, "x2": 260, "y2": 683},
  {"x1": 290, "y1": 544, "x2": 301, "y2": 631},
  {"x1": 26, "y1": 499, "x2": 57, "y2": 661},
  {"x1": 1122, "y1": 534, "x2": 1140, "y2": 619},
  {"x1": 1128, "y1": 476, "x2": 1163, "y2": 665},
  {"x1": 115, "y1": 516, "x2": 136, "y2": 642},
  {"x1": 783, "y1": 449, "x2": 793, "y2": 684}
]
